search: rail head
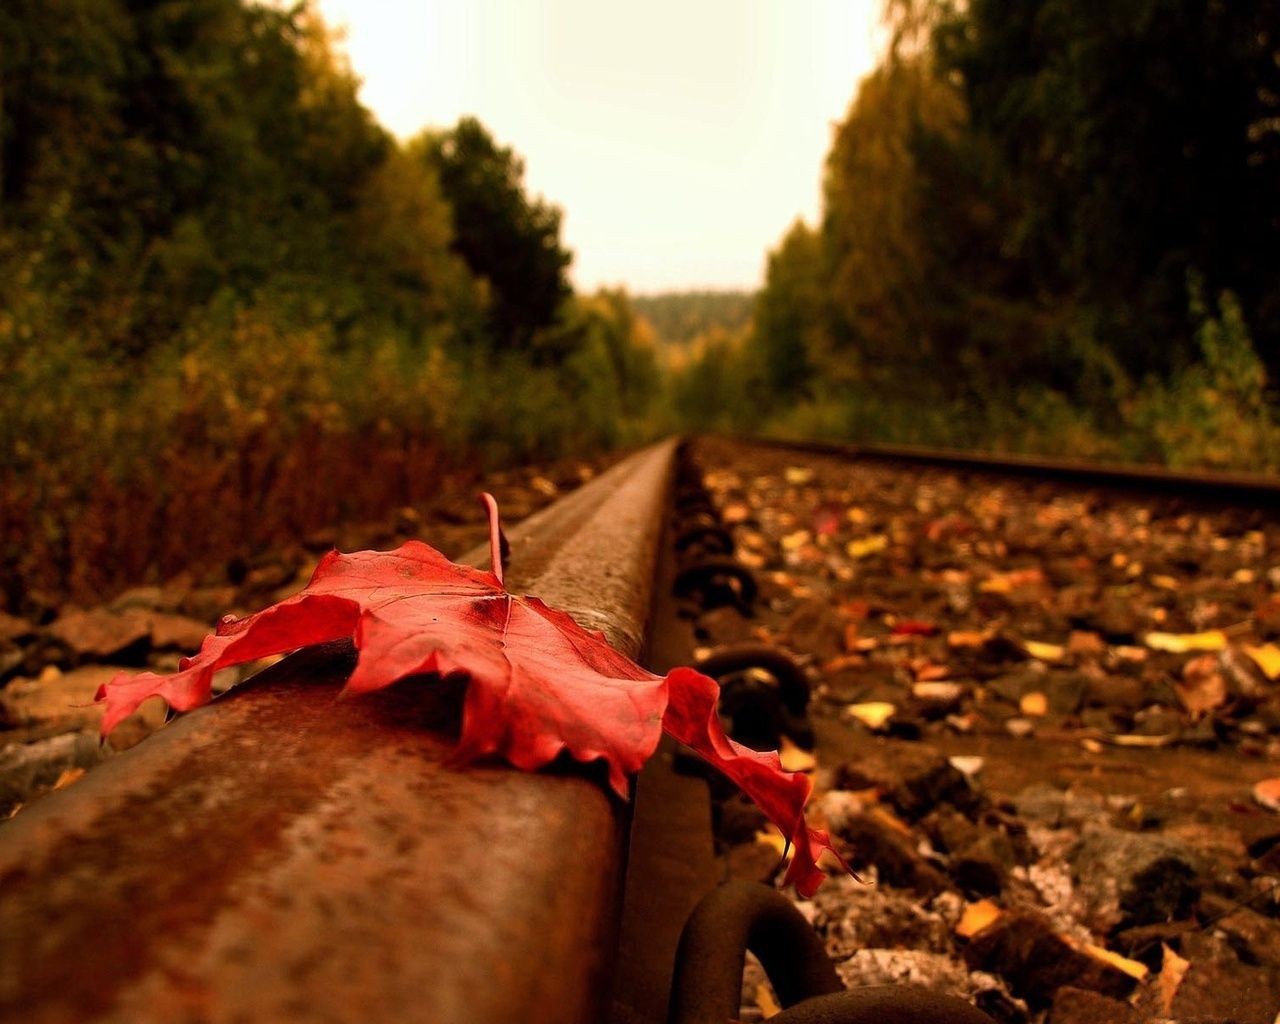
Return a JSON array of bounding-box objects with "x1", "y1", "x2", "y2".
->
[
  {"x1": 0, "y1": 438, "x2": 678, "y2": 1024},
  {"x1": 732, "y1": 434, "x2": 1280, "y2": 506}
]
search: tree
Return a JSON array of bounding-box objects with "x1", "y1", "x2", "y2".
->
[
  {"x1": 929, "y1": 0, "x2": 1280, "y2": 375},
  {"x1": 750, "y1": 220, "x2": 823, "y2": 404},
  {"x1": 419, "y1": 118, "x2": 572, "y2": 357}
]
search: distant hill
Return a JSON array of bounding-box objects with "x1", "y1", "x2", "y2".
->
[{"x1": 631, "y1": 290, "x2": 755, "y2": 348}]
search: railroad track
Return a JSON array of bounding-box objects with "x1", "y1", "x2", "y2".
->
[
  {"x1": 743, "y1": 435, "x2": 1280, "y2": 507},
  {"x1": 2, "y1": 435, "x2": 1277, "y2": 1023}
]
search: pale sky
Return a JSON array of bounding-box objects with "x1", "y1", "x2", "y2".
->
[{"x1": 315, "y1": 1, "x2": 885, "y2": 293}]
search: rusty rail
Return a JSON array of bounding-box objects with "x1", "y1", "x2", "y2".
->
[
  {"x1": 0, "y1": 438, "x2": 678, "y2": 1024},
  {"x1": 744, "y1": 435, "x2": 1280, "y2": 505}
]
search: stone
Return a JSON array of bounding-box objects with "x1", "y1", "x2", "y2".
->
[
  {"x1": 1167, "y1": 957, "x2": 1280, "y2": 1024},
  {"x1": 148, "y1": 612, "x2": 211, "y2": 652},
  {"x1": 961, "y1": 910, "x2": 1138, "y2": 1008},
  {"x1": 1081, "y1": 673, "x2": 1147, "y2": 713},
  {"x1": 693, "y1": 607, "x2": 756, "y2": 646},
  {"x1": 783, "y1": 597, "x2": 847, "y2": 663},
  {"x1": 0, "y1": 611, "x2": 36, "y2": 644},
  {"x1": 107, "y1": 586, "x2": 166, "y2": 612},
  {"x1": 1042, "y1": 672, "x2": 1088, "y2": 715},
  {"x1": 245, "y1": 561, "x2": 297, "y2": 593},
  {"x1": 1076, "y1": 596, "x2": 1142, "y2": 644},
  {"x1": 46, "y1": 607, "x2": 151, "y2": 664},
  {"x1": 178, "y1": 585, "x2": 241, "y2": 623},
  {"x1": 1046, "y1": 986, "x2": 1140, "y2": 1024},
  {"x1": 835, "y1": 810, "x2": 951, "y2": 896},
  {"x1": 1014, "y1": 784, "x2": 1110, "y2": 830},
  {"x1": 811, "y1": 875, "x2": 954, "y2": 957},
  {"x1": 922, "y1": 806, "x2": 983, "y2": 855},
  {"x1": 0, "y1": 665, "x2": 121, "y2": 730},
  {"x1": 832, "y1": 742, "x2": 975, "y2": 819},
  {"x1": 910, "y1": 681, "x2": 966, "y2": 717},
  {"x1": 1005, "y1": 717, "x2": 1036, "y2": 739},
  {"x1": 1237, "y1": 814, "x2": 1280, "y2": 868},
  {"x1": 951, "y1": 830, "x2": 1017, "y2": 897},
  {"x1": 0, "y1": 640, "x2": 24, "y2": 682},
  {"x1": 1109, "y1": 921, "x2": 1195, "y2": 968},
  {"x1": 1196, "y1": 896, "x2": 1280, "y2": 967},
  {"x1": 1068, "y1": 825, "x2": 1200, "y2": 932},
  {"x1": 822, "y1": 664, "x2": 903, "y2": 706},
  {"x1": 1221, "y1": 646, "x2": 1268, "y2": 701},
  {"x1": 814, "y1": 790, "x2": 873, "y2": 836},
  {"x1": 0, "y1": 664, "x2": 167, "y2": 750},
  {"x1": 835, "y1": 949, "x2": 971, "y2": 997},
  {"x1": 987, "y1": 666, "x2": 1045, "y2": 704},
  {"x1": 0, "y1": 732, "x2": 102, "y2": 813}
]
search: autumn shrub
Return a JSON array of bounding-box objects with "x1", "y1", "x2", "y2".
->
[
  {"x1": 0, "y1": 290, "x2": 659, "y2": 608},
  {"x1": 1122, "y1": 286, "x2": 1280, "y2": 471}
]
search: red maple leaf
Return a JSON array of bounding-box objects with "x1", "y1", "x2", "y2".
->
[{"x1": 98, "y1": 495, "x2": 842, "y2": 895}]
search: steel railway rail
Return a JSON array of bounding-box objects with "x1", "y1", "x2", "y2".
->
[
  {"x1": 743, "y1": 435, "x2": 1280, "y2": 506},
  {"x1": 0, "y1": 439, "x2": 678, "y2": 1024}
]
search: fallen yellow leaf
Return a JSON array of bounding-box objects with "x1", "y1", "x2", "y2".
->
[
  {"x1": 956, "y1": 899, "x2": 1003, "y2": 938},
  {"x1": 53, "y1": 767, "x2": 85, "y2": 790},
  {"x1": 1254, "y1": 776, "x2": 1280, "y2": 812},
  {"x1": 869, "y1": 805, "x2": 913, "y2": 838},
  {"x1": 784, "y1": 466, "x2": 814, "y2": 485},
  {"x1": 845, "y1": 534, "x2": 888, "y2": 559},
  {"x1": 948, "y1": 630, "x2": 991, "y2": 649},
  {"x1": 1023, "y1": 640, "x2": 1066, "y2": 663},
  {"x1": 1104, "y1": 732, "x2": 1177, "y2": 748},
  {"x1": 1155, "y1": 943, "x2": 1190, "y2": 1016},
  {"x1": 845, "y1": 701, "x2": 895, "y2": 730},
  {"x1": 1083, "y1": 943, "x2": 1149, "y2": 981},
  {"x1": 1020, "y1": 692, "x2": 1048, "y2": 717},
  {"x1": 978, "y1": 568, "x2": 1044, "y2": 594},
  {"x1": 1244, "y1": 643, "x2": 1280, "y2": 681},
  {"x1": 1151, "y1": 574, "x2": 1179, "y2": 590},
  {"x1": 754, "y1": 827, "x2": 790, "y2": 859},
  {"x1": 1144, "y1": 630, "x2": 1228, "y2": 653},
  {"x1": 779, "y1": 737, "x2": 817, "y2": 773},
  {"x1": 755, "y1": 983, "x2": 782, "y2": 1019},
  {"x1": 781, "y1": 529, "x2": 812, "y2": 551}
]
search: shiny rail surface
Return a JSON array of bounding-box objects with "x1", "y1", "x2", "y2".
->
[
  {"x1": 744, "y1": 435, "x2": 1280, "y2": 505},
  {"x1": 0, "y1": 438, "x2": 678, "y2": 1024}
]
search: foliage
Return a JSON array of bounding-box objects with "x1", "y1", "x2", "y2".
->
[
  {"x1": 687, "y1": 0, "x2": 1280, "y2": 473},
  {"x1": 1124, "y1": 284, "x2": 1280, "y2": 470},
  {"x1": 0, "y1": 0, "x2": 659, "y2": 607},
  {"x1": 750, "y1": 221, "x2": 823, "y2": 406},
  {"x1": 417, "y1": 118, "x2": 573, "y2": 358},
  {"x1": 930, "y1": 0, "x2": 1280, "y2": 377},
  {"x1": 631, "y1": 290, "x2": 755, "y2": 350}
]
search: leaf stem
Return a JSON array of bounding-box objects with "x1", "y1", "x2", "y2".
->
[{"x1": 480, "y1": 492, "x2": 505, "y2": 586}]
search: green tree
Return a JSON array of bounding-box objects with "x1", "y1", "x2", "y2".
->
[
  {"x1": 419, "y1": 117, "x2": 573, "y2": 357},
  {"x1": 928, "y1": 0, "x2": 1280, "y2": 375},
  {"x1": 749, "y1": 220, "x2": 823, "y2": 404}
]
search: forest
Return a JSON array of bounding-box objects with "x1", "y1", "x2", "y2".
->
[
  {"x1": 678, "y1": 0, "x2": 1280, "y2": 466},
  {"x1": 2, "y1": 0, "x2": 1278, "y2": 604}
]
